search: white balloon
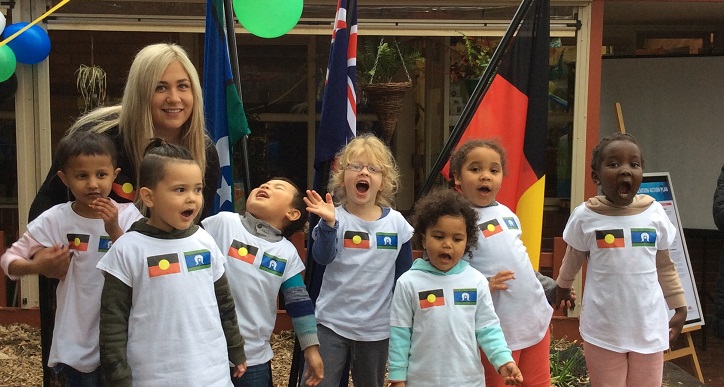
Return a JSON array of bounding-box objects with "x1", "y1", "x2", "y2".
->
[{"x1": 0, "y1": 13, "x2": 5, "y2": 34}]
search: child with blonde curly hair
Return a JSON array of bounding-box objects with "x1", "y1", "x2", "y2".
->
[{"x1": 303, "y1": 133, "x2": 413, "y2": 387}]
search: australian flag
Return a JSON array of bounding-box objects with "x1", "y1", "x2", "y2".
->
[{"x1": 203, "y1": 0, "x2": 250, "y2": 213}]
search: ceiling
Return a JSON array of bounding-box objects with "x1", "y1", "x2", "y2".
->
[{"x1": 603, "y1": 1, "x2": 724, "y2": 26}]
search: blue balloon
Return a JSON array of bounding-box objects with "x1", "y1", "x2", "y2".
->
[{"x1": 1, "y1": 22, "x2": 51, "y2": 64}]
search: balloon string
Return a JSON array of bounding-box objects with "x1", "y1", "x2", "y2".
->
[{"x1": 0, "y1": 0, "x2": 72, "y2": 48}]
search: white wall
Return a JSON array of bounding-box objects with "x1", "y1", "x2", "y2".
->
[{"x1": 600, "y1": 56, "x2": 724, "y2": 230}]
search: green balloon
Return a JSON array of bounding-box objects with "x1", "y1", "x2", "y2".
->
[
  {"x1": 233, "y1": 0, "x2": 303, "y2": 39},
  {"x1": 0, "y1": 45, "x2": 17, "y2": 82}
]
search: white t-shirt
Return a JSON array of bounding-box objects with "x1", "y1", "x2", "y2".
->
[
  {"x1": 390, "y1": 263, "x2": 498, "y2": 387},
  {"x1": 26, "y1": 201, "x2": 141, "y2": 372},
  {"x1": 202, "y1": 211, "x2": 305, "y2": 366},
  {"x1": 96, "y1": 227, "x2": 232, "y2": 386},
  {"x1": 315, "y1": 206, "x2": 414, "y2": 341},
  {"x1": 563, "y1": 201, "x2": 676, "y2": 353},
  {"x1": 465, "y1": 204, "x2": 553, "y2": 350}
]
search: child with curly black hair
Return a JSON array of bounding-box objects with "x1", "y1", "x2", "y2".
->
[{"x1": 388, "y1": 188, "x2": 522, "y2": 387}]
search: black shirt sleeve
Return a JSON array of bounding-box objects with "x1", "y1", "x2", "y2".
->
[{"x1": 201, "y1": 138, "x2": 221, "y2": 220}]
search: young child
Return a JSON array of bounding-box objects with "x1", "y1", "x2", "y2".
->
[
  {"x1": 555, "y1": 132, "x2": 687, "y2": 386},
  {"x1": 449, "y1": 139, "x2": 554, "y2": 387},
  {"x1": 389, "y1": 188, "x2": 523, "y2": 387},
  {"x1": 0, "y1": 130, "x2": 142, "y2": 386},
  {"x1": 303, "y1": 133, "x2": 414, "y2": 387},
  {"x1": 201, "y1": 177, "x2": 324, "y2": 387},
  {"x1": 96, "y1": 139, "x2": 246, "y2": 386}
]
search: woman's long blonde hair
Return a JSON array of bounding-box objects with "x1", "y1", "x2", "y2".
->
[{"x1": 69, "y1": 43, "x2": 208, "y2": 179}]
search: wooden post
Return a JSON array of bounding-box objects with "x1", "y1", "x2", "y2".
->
[
  {"x1": 614, "y1": 102, "x2": 626, "y2": 134},
  {"x1": 664, "y1": 325, "x2": 704, "y2": 383}
]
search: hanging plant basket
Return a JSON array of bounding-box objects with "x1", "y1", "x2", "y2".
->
[{"x1": 362, "y1": 81, "x2": 411, "y2": 142}]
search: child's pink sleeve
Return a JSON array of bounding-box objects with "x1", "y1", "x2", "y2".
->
[
  {"x1": 0, "y1": 233, "x2": 45, "y2": 281},
  {"x1": 556, "y1": 245, "x2": 587, "y2": 288}
]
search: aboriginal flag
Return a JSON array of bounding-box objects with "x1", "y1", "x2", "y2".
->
[
  {"x1": 596, "y1": 229, "x2": 625, "y2": 249},
  {"x1": 480, "y1": 219, "x2": 504, "y2": 238},
  {"x1": 228, "y1": 240, "x2": 257, "y2": 265},
  {"x1": 419, "y1": 289, "x2": 445, "y2": 309},
  {"x1": 343, "y1": 230, "x2": 370, "y2": 249},
  {"x1": 111, "y1": 175, "x2": 136, "y2": 202},
  {"x1": 441, "y1": 0, "x2": 549, "y2": 269},
  {"x1": 147, "y1": 253, "x2": 181, "y2": 277},
  {"x1": 66, "y1": 233, "x2": 89, "y2": 252}
]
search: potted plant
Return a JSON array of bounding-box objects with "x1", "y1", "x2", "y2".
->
[
  {"x1": 76, "y1": 64, "x2": 107, "y2": 113},
  {"x1": 450, "y1": 34, "x2": 492, "y2": 95},
  {"x1": 357, "y1": 37, "x2": 423, "y2": 142}
]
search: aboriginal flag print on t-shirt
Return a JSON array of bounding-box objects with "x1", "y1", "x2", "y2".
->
[
  {"x1": 112, "y1": 174, "x2": 136, "y2": 202},
  {"x1": 184, "y1": 250, "x2": 211, "y2": 271},
  {"x1": 419, "y1": 289, "x2": 445, "y2": 309},
  {"x1": 67, "y1": 233, "x2": 90, "y2": 252},
  {"x1": 147, "y1": 253, "x2": 181, "y2": 277},
  {"x1": 631, "y1": 228, "x2": 657, "y2": 247},
  {"x1": 343, "y1": 231, "x2": 370, "y2": 249},
  {"x1": 596, "y1": 229, "x2": 625, "y2": 248},
  {"x1": 480, "y1": 219, "x2": 503, "y2": 238},
  {"x1": 228, "y1": 240, "x2": 257, "y2": 264}
]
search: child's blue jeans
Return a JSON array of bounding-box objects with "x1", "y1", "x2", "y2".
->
[{"x1": 230, "y1": 362, "x2": 272, "y2": 387}]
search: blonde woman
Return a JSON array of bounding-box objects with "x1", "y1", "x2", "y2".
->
[
  {"x1": 28, "y1": 43, "x2": 220, "y2": 385},
  {"x1": 30, "y1": 42, "x2": 219, "y2": 222}
]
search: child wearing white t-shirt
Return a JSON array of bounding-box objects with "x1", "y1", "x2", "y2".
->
[
  {"x1": 97, "y1": 140, "x2": 246, "y2": 386},
  {"x1": 0, "y1": 131, "x2": 142, "y2": 386},
  {"x1": 389, "y1": 188, "x2": 522, "y2": 387},
  {"x1": 202, "y1": 177, "x2": 324, "y2": 387},
  {"x1": 303, "y1": 134, "x2": 413, "y2": 387},
  {"x1": 556, "y1": 132, "x2": 687, "y2": 386}
]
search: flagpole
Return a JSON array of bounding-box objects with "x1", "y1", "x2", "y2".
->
[
  {"x1": 223, "y1": 0, "x2": 252, "y2": 197},
  {"x1": 418, "y1": 0, "x2": 535, "y2": 197}
]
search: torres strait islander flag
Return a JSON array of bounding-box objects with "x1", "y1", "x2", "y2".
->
[
  {"x1": 203, "y1": 0, "x2": 250, "y2": 213},
  {"x1": 66, "y1": 233, "x2": 89, "y2": 252},
  {"x1": 442, "y1": 0, "x2": 550, "y2": 269},
  {"x1": 228, "y1": 240, "x2": 258, "y2": 265}
]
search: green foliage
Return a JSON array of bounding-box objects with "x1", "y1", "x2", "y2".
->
[
  {"x1": 450, "y1": 34, "x2": 492, "y2": 81},
  {"x1": 549, "y1": 340, "x2": 589, "y2": 386},
  {"x1": 357, "y1": 37, "x2": 423, "y2": 84}
]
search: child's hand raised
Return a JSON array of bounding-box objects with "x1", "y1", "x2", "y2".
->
[
  {"x1": 304, "y1": 190, "x2": 336, "y2": 227},
  {"x1": 91, "y1": 197, "x2": 122, "y2": 241},
  {"x1": 498, "y1": 361, "x2": 523, "y2": 385},
  {"x1": 488, "y1": 270, "x2": 515, "y2": 293}
]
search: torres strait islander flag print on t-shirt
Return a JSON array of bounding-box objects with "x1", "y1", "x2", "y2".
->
[
  {"x1": 260, "y1": 253, "x2": 286, "y2": 277},
  {"x1": 343, "y1": 231, "x2": 370, "y2": 249},
  {"x1": 184, "y1": 250, "x2": 211, "y2": 271},
  {"x1": 98, "y1": 236, "x2": 112, "y2": 252},
  {"x1": 595, "y1": 229, "x2": 625, "y2": 248},
  {"x1": 631, "y1": 228, "x2": 657, "y2": 247},
  {"x1": 228, "y1": 240, "x2": 258, "y2": 264},
  {"x1": 419, "y1": 289, "x2": 445, "y2": 309},
  {"x1": 147, "y1": 253, "x2": 181, "y2": 277},
  {"x1": 67, "y1": 233, "x2": 90, "y2": 252}
]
